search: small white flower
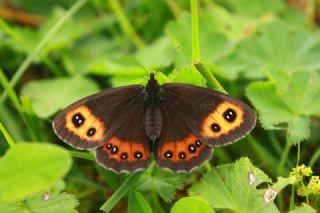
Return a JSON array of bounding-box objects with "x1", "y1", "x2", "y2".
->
[
  {"x1": 264, "y1": 188, "x2": 277, "y2": 203},
  {"x1": 248, "y1": 172, "x2": 256, "y2": 186}
]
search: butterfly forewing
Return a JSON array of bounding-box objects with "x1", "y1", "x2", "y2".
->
[{"x1": 159, "y1": 83, "x2": 256, "y2": 147}]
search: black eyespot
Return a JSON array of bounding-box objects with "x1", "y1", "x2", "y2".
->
[
  {"x1": 164, "y1": 151, "x2": 173, "y2": 159},
  {"x1": 86, "y1": 127, "x2": 96, "y2": 137},
  {"x1": 72, "y1": 113, "x2": 85, "y2": 127},
  {"x1": 111, "y1": 146, "x2": 118, "y2": 154},
  {"x1": 106, "y1": 143, "x2": 112, "y2": 149},
  {"x1": 195, "y1": 140, "x2": 202, "y2": 147},
  {"x1": 134, "y1": 151, "x2": 143, "y2": 159},
  {"x1": 223, "y1": 108, "x2": 237, "y2": 122},
  {"x1": 188, "y1": 144, "x2": 196, "y2": 153},
  {"x1": 179, "y1": 152, "x2": 186, "y2": 159},
  {"x1": 211, "y1": 123, "x2": 221, "y2": 132},
  {"x1": 121, "y1": 152, "x2": 128, "y2": 160}
]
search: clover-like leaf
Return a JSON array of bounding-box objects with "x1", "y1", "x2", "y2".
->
[
  {"x1": 171, "y1": 197, "x2": 215, "y2": 213},
  {"x1": 0, "y1": 143, "x2": 72, "y2": 202},
  {"x1": 21, "y1": 77, "x2": 99, "y2": 118},
  {"x1": 0, "y1": 180, "x2": 78, "y2": 213}
]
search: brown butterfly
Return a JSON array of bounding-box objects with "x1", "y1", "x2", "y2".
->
[{"x1": 52, "y1": 73, "x2": 256, "y2": 173}]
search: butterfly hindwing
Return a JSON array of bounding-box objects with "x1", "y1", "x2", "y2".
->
[
  {"x1": 95, "y1": 92, "x2": 151, "y2": 173},
  {"x1": 155, "y1": 94, "x2": 213, "y2": 172},
  {"x1": 159, "y1": 83, "x2": 256, "y2": 147}
]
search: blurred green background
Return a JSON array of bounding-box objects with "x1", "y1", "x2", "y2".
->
[{"x1": 1, "y1": 0, "x2": 320, "y2": 212}]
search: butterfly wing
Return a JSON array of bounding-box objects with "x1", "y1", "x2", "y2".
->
[
  {"x1": 155, "y1": 94, "x2": 213, "y2": 172},
  {"x1": 53, "y1": 85, "x2": 151, "y2": 173},
  {"x1": 159, "y1": 83, "x2": 256, "y2": 147},
  {"x1": 95, "y1": 93, "x2": 151, "y2": 173}
]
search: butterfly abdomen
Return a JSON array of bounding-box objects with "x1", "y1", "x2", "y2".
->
[{"x1": 145, "y1": 106, "x2": 162, "y2": 141}]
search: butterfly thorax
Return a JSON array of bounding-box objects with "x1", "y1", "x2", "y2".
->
[{"x1": 145, "y1": 73, "x2": 162, "y2": 141}]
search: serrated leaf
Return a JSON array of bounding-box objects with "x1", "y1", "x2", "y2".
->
[
  {"x1": 138, "y1": 167, "x2": 184, "y2": 202},
  {"x1": 247, "y1": 70, "x2": 319, "y2": 144},
  {"x1": 229, "y1": 0, "x2": 285, "y2": 17},
  {"x1": 237, "y1": 20, "x2": 320, "y2": 79},
  {"x1": 0, "y1": 143, "x2": 72, "y2": 202},
  {"x1": 189, "y1": 157, "x2": 278, "y2": 212},
  {"x1": 128, "y1": 191, "x2": 153, "y2": 213},
  {"x1": 288, "y1": 116, "x2": 310, "y2": 145},
  {"x1": 246, "y1": 81, "x2": 292, "y2": 129},
  {"x1": 21, "y1": 77, "x2": 99, "y2": 118},
  {"x1": 171, "y1": 197, "x2": 215, "y2": 213}
]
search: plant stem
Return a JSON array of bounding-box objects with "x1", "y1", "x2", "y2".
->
[
  {"x1": 190, "y1": 0, "x2": 200, "y2": 61},
  {"x1": 296, "y1": 143, "x2": 300, "y2": 166},
  {"x1": 0, "y1": 68, "x2": 23, "y2": 112},
  {"x1": 277, "y1": 141, "x2": 291, "y2": 175},
  {"x1": 0, "y1": 123, "x2": 16, "y2": 148},
  {"x1": 100, "y1": 172, "x2": 143, "y2": 212},
  {"x1": 108, "y1": 0, "x2": 144, "y2": 49},
  {"x1": 306, "y1": 0, "x2": 315, "y2": 31},
  {"x1": 69, "y1": 150, "x2": 95, "y2": 161},
  {"x1": 194, "y1": 62, "x2": 226, "y2": 93},
  {"x1": 165, "y1": 0, "x2": 182, "y2": 19},
  {"x1": 309, "y1": 147, "x2": 320, "y2": 168},
  {"x1": 289, "y1": 184, "x2": 295, "y2": 210},
  {"x1": 0, "y1": 0, "x2": 88, "y2": 104}
]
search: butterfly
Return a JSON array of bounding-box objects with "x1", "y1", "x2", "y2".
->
[{"x1": 52, "y1": 73, "x2": 256, "y2": 173}]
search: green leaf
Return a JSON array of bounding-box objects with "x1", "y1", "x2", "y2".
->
[
  {"x1": 289, "y1": 204, "x2": 317, "y2": 213},
  {"x1": 189, "y1": 157, "x2": 279, "y2": 212},
  {"x1": 166, "y1": 13, "x2": 233, "y2": 68},
  {"x1": 128, "y1": 191, "x2": 153, "y2": 213},
  {"x1": 166, "y1": 67, "x2": 206, "y2": 86},
  {"x1": 0, "y1": 143, "x2": 72, "y2": 202},
  {"x1": 246, "y1": 81, "x2": 292, "y2": 129},
  {"x1": 138, "y1": 167, "x2": 184, "y2": 202},
  {"x1": 228, "y1": 0, "x2": 285, "y2": 17},
  {"x1": 171, "y1": 197, "x2": 215, "y2": 213},
  {"x1": 21, "y1": 77, "x2": 99, "y2": 118},
  {"x1": 237, "y1": 20, "x2": 320, "y2": 79},
  {"x1": 0, "y1": 180, "x2": 78, "y2": 213},
  {"x1": 247, "y1": 70, "x2": 320, "y2": 144}
]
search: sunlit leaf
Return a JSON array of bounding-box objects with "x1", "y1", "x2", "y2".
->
[{"x1": 0, "y1": 143, "x2": 72, "y2": 202}]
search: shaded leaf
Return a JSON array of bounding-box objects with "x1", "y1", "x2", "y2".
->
[
  {"x1": 138, "y1": 166, "x2": 184, "y2": 202},
  {"x1": 21, "y1": 77, "x2": 99, "y2": 118},
  {"x1": 289, "y1": 204, "x2": 317, "y2": 213},
  {"x1": 237, "y1": 20, "x2": 320, "y2": 79},
  {"x1": 128, "y1": 191, "x2": 153, "y2": 213}
]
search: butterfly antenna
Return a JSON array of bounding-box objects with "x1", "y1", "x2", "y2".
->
[
  {"x1": 122, "y1": 49, "x2": 150, "y2": 75},
  {"x1": 155, "y1": 46, "x2": 181, "y2": 74}
]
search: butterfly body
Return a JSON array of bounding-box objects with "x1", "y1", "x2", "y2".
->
[{"x1": 53, "y1": 73, "x2": 256, "y2": 173}]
